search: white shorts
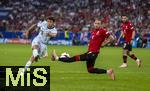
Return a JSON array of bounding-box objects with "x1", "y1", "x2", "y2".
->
[{"x1": 31, "y1": 38, "x2": 48, "y2": 58}]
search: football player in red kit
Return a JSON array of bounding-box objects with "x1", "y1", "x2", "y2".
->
[
  {"x1": 117, "y1": 15, "x2": 141, "y2": 68},
  {"x1": 51, "y1": 19, "x2": 115, "y2": 80}
]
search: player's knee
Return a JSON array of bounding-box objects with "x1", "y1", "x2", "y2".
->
[{"x1": 87, "y1": 68, "x2": 95, "y2": 74}]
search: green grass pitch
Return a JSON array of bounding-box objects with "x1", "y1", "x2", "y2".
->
[{"x1": 0, "y1": 44, "x2": 150, "y2": 91}]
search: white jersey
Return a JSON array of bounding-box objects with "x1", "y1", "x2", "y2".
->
[
  {"x1": 33, "y1": 21, "x2": 57, "y2": 44},
  {"x1": 37, "y1": 20, "x2": 47, "y2": 30}
]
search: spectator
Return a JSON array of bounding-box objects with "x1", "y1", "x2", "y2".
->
[{"x1": 0, "y1": 0, "x2": 148, "y2": 35}]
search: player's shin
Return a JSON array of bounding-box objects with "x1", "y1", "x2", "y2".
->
[
  {"x1": 127, "y1": 52, "x2": 141, "y2": 67},
  {"x1": 25, "y1": 60, "x2": 32, "y2": 69},
  {"x1": 59, "y1": 56, "x2": 77, "y2": 62},
  {"x1": 59, "y1": 55, "x2": 84, "y2": 62},
  {"x1": 88, "y1": 67, "x2": 107, "y2": 74},
  {"x1": 20, "y1": 60, "x2": 32, "y2": 75},
  {"x1": 119, "y1": 54, "x2": 128, "y2": 68}
]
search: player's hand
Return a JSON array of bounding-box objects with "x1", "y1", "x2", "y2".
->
[
  {"x1": 102, "y1": 40, "x2": 109, "y2": 47},
  {"x1": 116, "y1": 40, "x2": 119, "y2": 46},
  {"x1": 115, "y1": 42, "x2": 118, "y2": 46},
  {"x1": 130, "y1": 40, "x2": 133, "y2": 45}
]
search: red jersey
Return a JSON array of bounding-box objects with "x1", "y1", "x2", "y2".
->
[
  {"x1": 88, "y1": 28, "x2": 110, "y2": 53},
  {"x1": 121, "y1": 21, "x2": 135, "y2": 43}
]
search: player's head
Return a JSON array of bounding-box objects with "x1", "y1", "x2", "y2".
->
[
  {"x1": 93, "y1": 19, "x2": 101, "y2": 29},
  {"x1": 46, "y1": 16, "x2": 55, "y2": 28},
  {"x1": 40, "y1": 14, "x2": 45, "y2": 21},
  {"x1": 121, "y1": 14, "x2": 128, "y2": 22}
]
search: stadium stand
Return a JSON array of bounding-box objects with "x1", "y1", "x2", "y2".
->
[{"x1": 0, "y1": 0, "x2": 149, "y2": 47}]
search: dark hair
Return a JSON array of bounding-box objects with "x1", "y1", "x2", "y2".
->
[
  {"x1": 94, "y1": 17, "x2": 101, "y2": 21},
  {"x1": 46, "y1": 16, "x2": 55, "y2": 22},
  {"x1": 121, "y1": 14, "x2": 129, "y2": 17}
]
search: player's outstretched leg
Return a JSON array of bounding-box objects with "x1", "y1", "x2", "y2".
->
[
  {"x1": 86, "y1": 67, "x2": 115, "y2": 80},
  {"x1": 20, "y1": 56, "x2": 33, "y2": 75},
  {"x1": 20, "y1": 46, "x2": 40, "y2": 75},
  {"x1": 51, "y1": 50, "x2": 87, "y2": 62},
  {"x1": 52, "y1": 50, "x2": 115, "y2": 80},
  {"x1": 86, "y1": 58, "x2": 115, "y2": 80},
  {"x1": 127, "y1": 51, "x2": 141, "y2": 67}
]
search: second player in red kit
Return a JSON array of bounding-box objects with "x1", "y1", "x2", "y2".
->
[
  {"x1": 51, "y1": 19, "x2": 115, "y2": 80},
  {"x1": 122, "y1": 21, "x2": 134, "y2": 44},
  {"x1": 117, "y1": 15, "x2": 141, "y2": 68}
]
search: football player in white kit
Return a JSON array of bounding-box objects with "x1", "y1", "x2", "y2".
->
[{"x1": 21, "y1": 16, "x2": 57, "y2": 75}]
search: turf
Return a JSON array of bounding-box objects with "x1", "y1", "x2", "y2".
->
[{"x1": 0, "y1": 44, "x2": 150, "y2": 91}]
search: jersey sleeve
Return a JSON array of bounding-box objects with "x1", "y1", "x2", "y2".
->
[
  {"x1": 37, "y1": 21, "x2": 42, "y2": 27},
  {"x1": 50, "y1": 28, "x2": 57, "y2": 34},
  {"x1": 37, "y1": 21, "x2": 47, "y2": 28}
]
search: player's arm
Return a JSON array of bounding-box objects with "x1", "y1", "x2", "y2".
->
[
  {"x1": 25, "y1": 24, "x2": 37, "y2": 39},
  {"x1": 117, "y1": 31, "x2": 123, "y2": 44},
  {"x1": 132, "y1": 30, "x2": 135, "y2": 40},
  {"x1": 102, "y1": 35, "x2": 114, "y2": 46},
  {"x1": 47, "y1": 29, "x2": 58, "y2": 38},
  {"x1": 130, "y1": 30, "x2": 135, "y2": 44},
  {"x1": 130, "y1": 27, "x2": 135, "y2": 44}
]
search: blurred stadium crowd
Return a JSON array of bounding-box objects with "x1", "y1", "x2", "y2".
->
[{"x1": 0, "y1": 0, "x2": 149, "y2": 47}]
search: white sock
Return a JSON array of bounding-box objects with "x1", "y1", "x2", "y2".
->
[
  {"x1": 25, "y1": 60, "x2": 32, "y2": 68},
  {"x1": 33, "y1": 49, "x2": 39, "y2": 57},
  {"x1": 21, "y1": 60, "x2": 32, "y2": 74},
  {"x1": 56, "y1": 57, "x2": 59, "y2": 60},
  {"x1": 107, "y1": 70, "x2": 109, "y2": 74}
]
